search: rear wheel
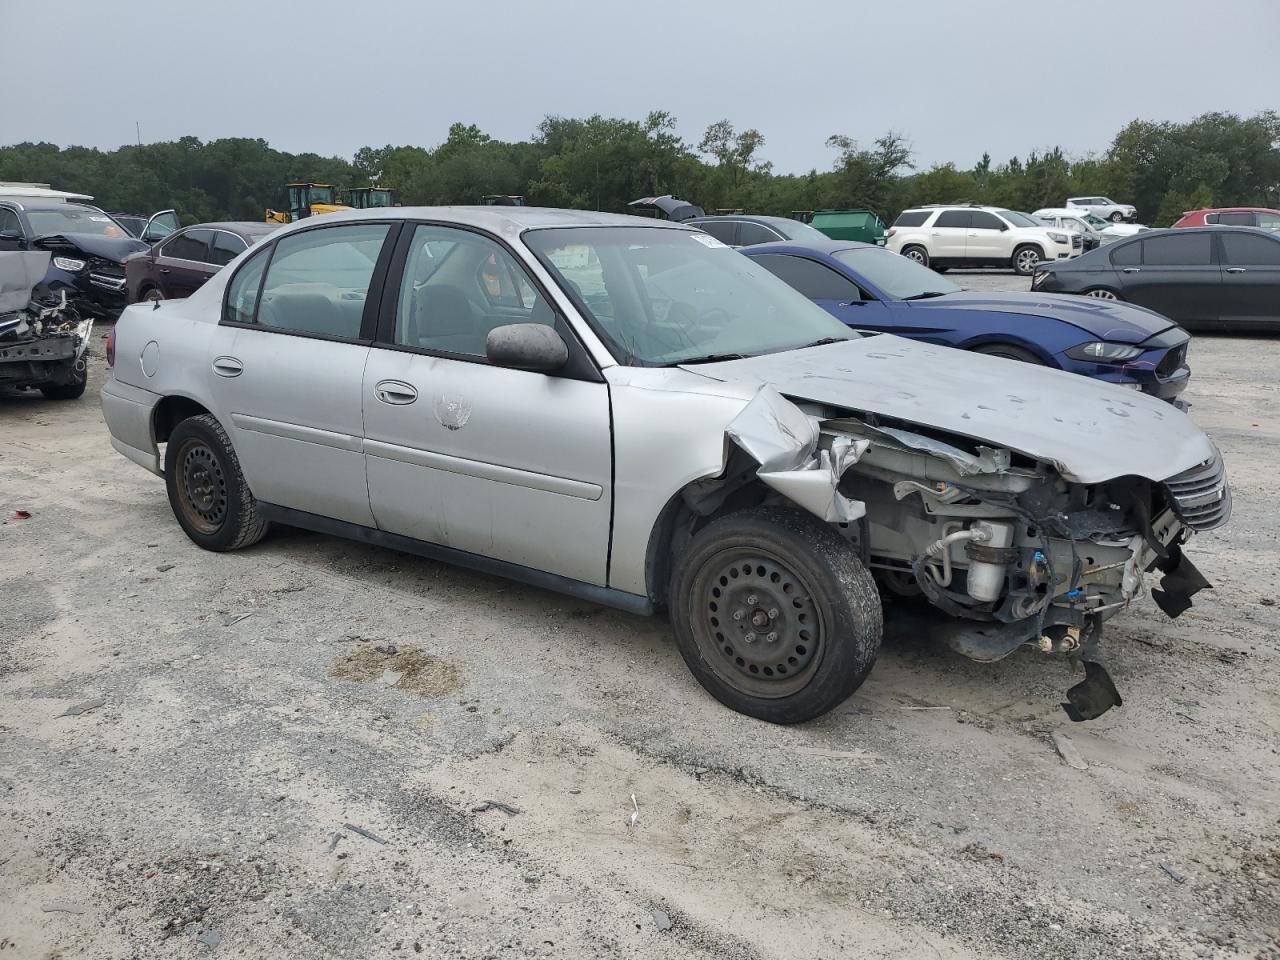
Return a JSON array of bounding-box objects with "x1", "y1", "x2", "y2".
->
[
  {"x1": 972, "y1": 344, "x2": 1043, "y2": 364},
  {"x1": 1012, "y1": 245, "x2": 1043, "y2": 276},
  {"x1": 901, "y1": 245, "x2": 930, "y2": 269},
  {"x1": 164, "y1": 413, "x2": 269, "y2": 551},
  {"x1": 1085, "y1": 287, "x2": 1120, "y2": 301},
  {"x1": 670, "y1": 506, "x2": 882, "y2": 724}
]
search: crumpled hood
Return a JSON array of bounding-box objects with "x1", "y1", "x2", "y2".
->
[
  {"x1": 34, "y1": 232, "x2": 148, "y2": 262},
  {"x1": 682, "y1": 336, "x2": 1214, "y2": 484},
  {"x1": 0, "y1": 251, "x2": 52, "y2": 313},
  {"x1": 921, "y1": 291, "x2": 1174, "y2": 342}
]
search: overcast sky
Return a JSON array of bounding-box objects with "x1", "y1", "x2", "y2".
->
[{"x1": 3, "y1": 0, "x2": 1277, "y2": 173}]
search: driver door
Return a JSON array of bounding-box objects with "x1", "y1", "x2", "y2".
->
[
  {"x1": 362, "y1": 223, "x2": 613, "y2": 586},
  {"x1": 142, "y1": 209, "x2": 179, "y2": 244}
]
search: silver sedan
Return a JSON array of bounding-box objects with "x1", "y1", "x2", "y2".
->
[{"x1": 101, "y1": 207, "x2": 1229, "y2": 724}]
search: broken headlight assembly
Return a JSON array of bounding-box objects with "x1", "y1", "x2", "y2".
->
[
  {"x1": 52, "y1": 255, "x2": 87, "y2": 272},
  {"x1": 1065, "y1": 341, "x2": 1143, "y2": 362}
]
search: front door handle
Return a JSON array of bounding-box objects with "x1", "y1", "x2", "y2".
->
[
  {"x1": 212, "y1": 356, "x2": 243, "y2": 377},
  {"x1": 1225, "y1": 267, "x2": 1247, "y2": 274},
  {"x1": 375, "y1": 380, "x2": 417, "y2": 405},
  {"x1": 1122, "y1": 267, "x2": 1141, "y2": 273},
  {"x1": 160, "y1": 267, "x2": 171, "y2": 274}
]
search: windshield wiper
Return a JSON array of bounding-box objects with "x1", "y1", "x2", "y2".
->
[
  {"x1": 669, "y1": 352, "x2": 748, "y2": 366},
  {"x1": 903, "y1": 291, "x2": 948, "y2": 300},
  {"x1": 794, "y1": 336, "x2": 850, "y2": 349}
]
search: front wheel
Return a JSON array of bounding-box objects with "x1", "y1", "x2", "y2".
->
[
  {"x1": 670, "y1": 506, "x2": 883, "y2": 724},
  {"x1": 1109, "y1": 211, "x2": 1125, "y2": 223},
  {"x1": 164, "y1": 413, "x2": 269, "y2": 551},
  {"x1": 142, "y1": 286, "x2": 164, "y2": 303},
  {"x1": 972, "y1": 343, "x2": 1043, "y2": 364},
  {"x1": 1012, "y1": 245, "x2": 1043, "y2": 276}
]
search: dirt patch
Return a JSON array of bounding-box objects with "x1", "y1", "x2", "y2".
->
[{"x1": 329, "y1": 645, "x2": 464, "y2": 698}]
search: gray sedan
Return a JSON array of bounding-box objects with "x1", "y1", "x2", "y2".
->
[{"x1": 101, "y1": 207, "x2": 1229, "y2": 724}]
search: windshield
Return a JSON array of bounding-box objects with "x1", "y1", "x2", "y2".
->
[
  {"x1": 999, "y1": 210, "x2": 1042, "y2": 228},
  {"x1": 309, "y1": 186, "x2": 336, "y2": 205},
  {"x1": 1082, "y1": 213, "x2": 1110, "y2": 229},
  {"x1": 776, "y1": 220, "x2": 831, "y2": 242},
  {"x1": 524, "y1": 226, "x2": 856, "y2": 365},
  {"x1": 27, "y1": 207, "x2": 131, "y2": 238},
  {"x1": 833, "y1": 247, "x2": 961, "y2": 300}
]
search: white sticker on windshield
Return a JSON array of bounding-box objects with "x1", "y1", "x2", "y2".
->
[
  {"x1": 89, "y1": 216, "x2": 110, "y2": 222},
  {"x1": 690, "y1": 233, "x2": 728, "y2": 249},
  {"x1": 549, "y1": 245, "x2": 591, "y2": 269}
]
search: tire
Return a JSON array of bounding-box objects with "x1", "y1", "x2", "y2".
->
[
  {"x1": 1109, "y1": 211, "x2": 1125, "y2": 223},
  {"x1": 972, "y1": 344, "x2": 1044, "y2": 364},
  {"x1": 164, "y1": 413, "x2": 269, "y2": 551},
  {"x1": 669, "y1": 505, "x2": 882, "y2": 724},
  {"x1": 1084, "y1": 287, "x2": 1120, "y2": 301},
  {"x1": 141, "y1": 286, "x2": 164, "y2": 303},
  {"x1": 901, "y1": 245, "x2": 930, "y2": 269},
  {"x1": 39, "y1": 361, "x2": 87, "y2": 400},
  {"x1": 1012, "y1": 245, "x2": 1043, "y2": 276}
]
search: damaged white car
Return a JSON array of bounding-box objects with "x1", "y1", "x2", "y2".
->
[{"x1": 101, "y1": 209, "x2": 1230, "y2": 724}]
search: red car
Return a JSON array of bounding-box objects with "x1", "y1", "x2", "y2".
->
[{"x1": 1172, "y1": 207, "x2": 1280, "y2": 231}]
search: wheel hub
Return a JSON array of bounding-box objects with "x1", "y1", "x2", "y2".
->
[
  {"x1": 180, "y1": 443, "x2": 227, "y2": 531},
  {"x1": 701, "y1": 554, "x2": 820, "y2": 686}
]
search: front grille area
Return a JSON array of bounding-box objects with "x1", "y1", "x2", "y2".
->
[
  {"x1": 1156, "y1": 342, "x2": 1188, "y2": 378},
  {"x1": 1071, "y1": 234, "x2": 1083, "y2": 250},
  {"x1": 1165, "y1": 450, "x2": 1231, "y2": 531}
]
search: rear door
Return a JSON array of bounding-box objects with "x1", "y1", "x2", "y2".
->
[
  {"x1": 929, "y1": 210, "x2": 970, "y2": 259},
  {"x1": 155, "y1": 228, "x2": 216, "y2": 298},
  {"x1": 207, "y1": 220, "x2": 397, "y2": 525},
  {"x1": 361, "y1": 222, "x2": 613, "y2": 585},
  {"x1": 1218, "y1": 230, "x2": 1280, "y2": 327},
  {"x1": 1117, "y1": 232, "x2": 1221, "y2": 325}
]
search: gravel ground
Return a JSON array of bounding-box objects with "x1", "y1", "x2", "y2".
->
[{"x1": 2, "y1": 282, "x2": 1278, "y2": 959}]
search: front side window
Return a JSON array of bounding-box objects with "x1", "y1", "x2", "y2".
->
[
  {"x1": 1258, "y1": 213, "x2": 1280, "y2": 232},
  {"x1": 736, "y1": 222, "x2": 783, "y2": 246},
  {"x1": 1141, "y1": 232, "x2": 1213, "y2": 266},
  {"x1": 970, "y1": 211, "x2": 1006, "y2": 231},
  {"x1": 255, "y1": 223, "x2": 391, "y2": 339},
  {"x1": 996, "y1": 210, "x2": 1040, "y2": 228},
  {"x1": 752, "y1": 254, "x2": 862, "y2": 301},
  {"x1": 162, "y1": 229, "x2": 214, "y2": 262},
  {"x1": 1221, "y1": 232, "x2": 1280, "y2": 266},
  {"x1": 394, "y1": 224, "x2": 553, "y2": 358},
  {"x1": 1217, "y1": 212, "x2": 1254, "y2": 226},
  {"x1": 934, "y1": 210, "x2": 970, "y2": 228},
  {"x1": 524, "y1": 226, "x2": 854, "y2": 366},
  {"x1": 0, "y1": 208, "x2": 21, "y2": 236},
  {"x1": 209, "y1": 231, "x2": 249, "y2": 266},
  {"x1": 833, "y1": 247, "x2": 960, "y2": 300}
]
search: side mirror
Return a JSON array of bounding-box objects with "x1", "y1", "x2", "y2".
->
[{"x1": 486, "y1": 323, "x2": 568, "y2": 373}]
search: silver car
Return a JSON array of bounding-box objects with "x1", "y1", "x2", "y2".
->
[{"x1": 101, "y1": 207, "x2": 1229, "y2": 724}]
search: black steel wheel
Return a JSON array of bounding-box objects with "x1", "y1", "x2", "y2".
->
[
  {"x1": 670, "y1": 506, "x2": 882, "y2": 724},
  {"x1": 164, "y1": 413, "x2": 268, "y2": 551}
]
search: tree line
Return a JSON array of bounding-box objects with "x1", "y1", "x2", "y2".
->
[{"x1": 1, "y1": 110, "x2": 1276, "y2": 228}]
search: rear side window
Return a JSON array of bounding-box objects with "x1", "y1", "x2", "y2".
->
[
  {"x1": 1202, "y1": 213, "x2": 1219, "y2": 224},
  {"x1": 209, "y1": 231, "x2": 248, "y2": 267},
  {"x1": 163, "y1": 229, "x2": 214, "y2": 263},
  {"x1": 934, "y1": 210, "x2": 970, "y2": 228},
  {"x1": 223, "y1": 247, "x2": 269, "y2": 324},
  {"x1": 752, "y1": 254, "x2": 862, "y2": 301},
  {"x1": 255, "y1": 223, "x2": 391, "y2": 339},
  {"x1": 1217, "y1": 212, "x2": 1254, "y2": 226},
  {"x1": 694, "y1": 220, "x2": 738, "y2": 245},
  {"x1": 1141, "y1": 232, "x2": 1213, "y2": 266},
  {"x1": 1109, "y1": 241, "x2": 1141, "y2": 267},
  {"x1": 736, "y1": 222, "x2": 783, "y2": 246},
  {"x1": 892, "y1": 211, "x2": 929, "y2": 228},
  {"x1": 1221, "y1": 232, "x2": 1280, "y2": 266}
]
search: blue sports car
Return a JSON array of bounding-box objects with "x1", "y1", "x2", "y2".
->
[{"x1": 741, "y1": 239, "x2": 1191, "y2": 403}]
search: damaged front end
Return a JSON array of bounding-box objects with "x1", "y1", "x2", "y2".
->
[
  {"x1": 714, "y1": 385, "x2": 1230, "y2": 721},
  {"x1": 0, "y1": 251, "x2": 93, "y2": 392}
]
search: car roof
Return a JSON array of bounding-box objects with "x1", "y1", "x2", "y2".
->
[
  {"x1": 266, "y1": 205, "x2": 693, "y2": 237},
  {"x1": 185, "y1": 221, "x2": 277, "y2": 234},
  {"x1": 1033, "y1": 208, "x2": 1089, "y2": 216},
  {"x1": 1183, "y1": 206, "x2": 1280, "y2": 215},
  {"x1": 737, "y1": 238, "x2": 875, "y2": 257},
  {"x1": 686, "y1": 214, "x2": 798, "y2": 226},
  {"x1": 10, "y1": 201, "x2": 107, "y2": 214}
]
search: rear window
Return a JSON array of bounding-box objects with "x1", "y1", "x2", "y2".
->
[{"x1": 892, "y1": 210, "x2": 930, "y2": 228}]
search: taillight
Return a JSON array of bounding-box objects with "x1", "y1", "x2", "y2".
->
[{"x1": 105, "y1": 328, "x2": 116, "y2": 367}]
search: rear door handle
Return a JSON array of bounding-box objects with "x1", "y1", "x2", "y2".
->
[
  {"x1": 212, "y1": 356, "x2": 243, "y2": 377},
  {"x1": 1122, "y1": 267, "x2": 1141, "y2": 273},
  {"x1": 1226, "y1": 267, "x2": 1247, "y2": 273},
  {"x1": 375, "y1": 380, "x2": 417, "y2": 405}
]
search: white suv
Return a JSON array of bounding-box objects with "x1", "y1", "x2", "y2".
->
[
  {"x1": 885, "y1": 205, "x2": 1080, "y2": 276},
  {"x1": 1066, "y1": 196, "x2": 1137, "y2": 223}
]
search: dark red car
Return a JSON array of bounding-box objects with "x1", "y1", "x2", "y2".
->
[
  {"x1": 126, "y1": 221, "x2": 276, "y2": 303},
  {"x1": 1172, "y1": 207, "x2": 1280, "y2": 231}
]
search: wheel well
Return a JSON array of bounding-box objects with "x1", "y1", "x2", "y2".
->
[
  {"x1": 643, "y1": 475, "x2": 772, "y2": 612},
  {"x1": 153, "y1": 396, "x2": 213, "y2": 445}
]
